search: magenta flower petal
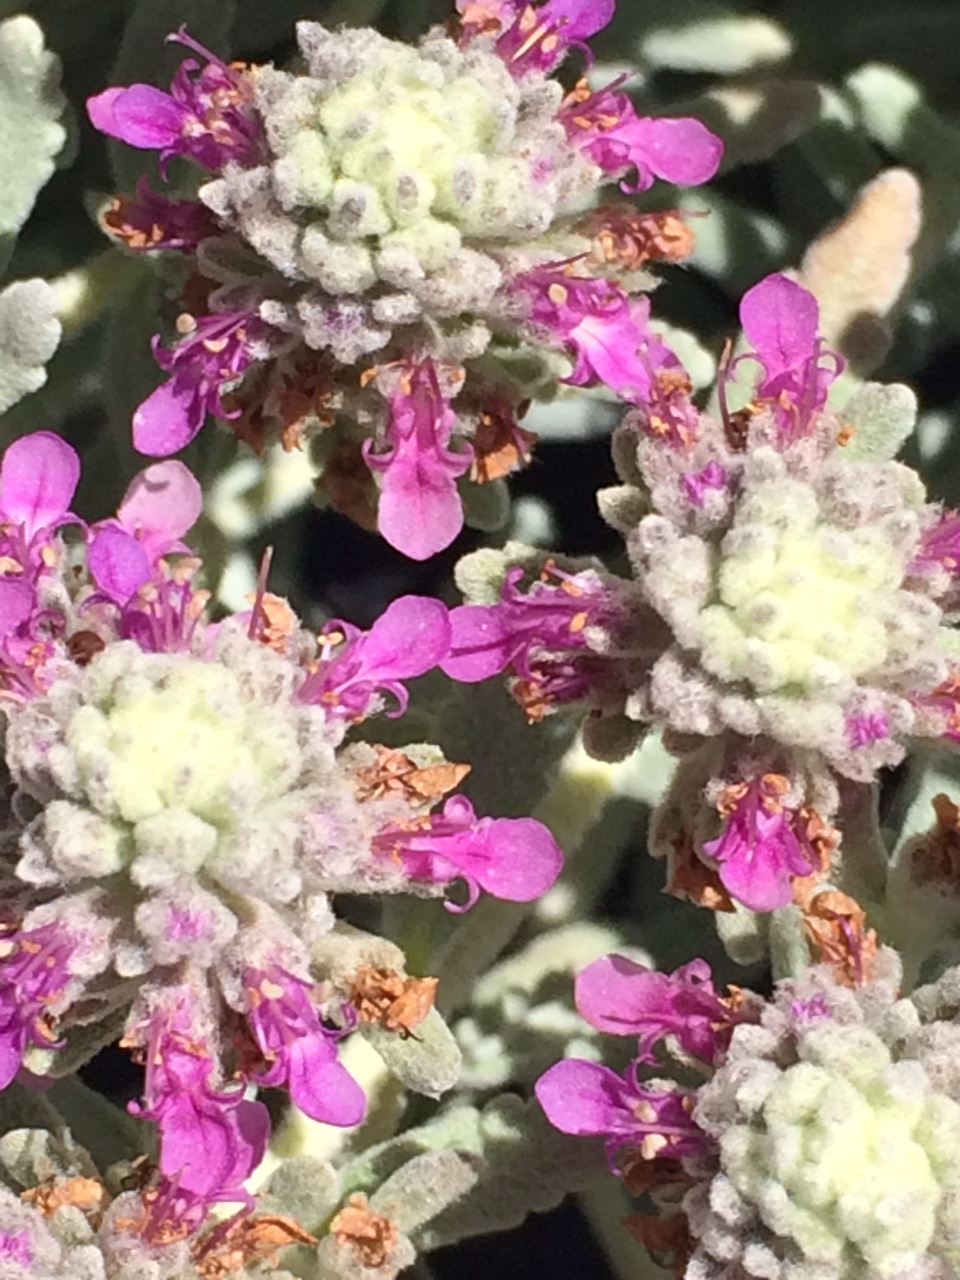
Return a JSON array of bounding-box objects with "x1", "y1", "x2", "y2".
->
[
  {"x1": 440, "y1": 605, "x2": 512, "y2": 682},
  {"x1": 365, "y1": 361, "x2": 471, "y2": 561},
  {"x1": 0, "y1": 1024, "x2": 25, "y2": 1090},
  {"x1": 377, "y1": 461, "x2": 465, "y2": 561},
  {"x1": 620, "y1": 115, "x2": 724, "y2": 189},
  {"x1": 358, "y1": 594, "x2": 453, "y2": 682},
  {"x1": 116, "y1": 460, "x2": 203, "y2": 560},
  {"x1": 547, "y1": 0, "x2": 615, "y2": 40},
  {"x1": 88, "y1": 526, "x2": 151, "y2": 601},
  {"x1": 575, "y1": 953, "x2": 669, "y2": 1034},
  {"x1": 133, "y1": 375, "x2": 206, "y2": 457},
  {"x1": 86, "y1": 84, "x2": 187, "y2": 150},
  {"x1": 303, "y1": 594, "x2": 452, "y2": 719},
  {"x1": 704, "y1": 781, "x2": 814, "y2": 914},
  {"x1": 739, "y1": 273, "x2": 820, "y2": 375},
  {"x1": 535, "y1": 1059, "x2": 635, "y2": 1137},
  {"x1": 158, "y1": 1095, "x2": 269, "y2": 1197},
  {"x1": 287, "y1": 1035, "x2": 366, "y2": 1126},
  {"x1": 469, "y1": 816, "x2": 564, "y2": 902},
  {"x1": 0, "y1": 432, "x2": 80, "y2": 541},
  {"x1": 575, "y1": 955, "x2": 739, "y2": 1065},
  {"x1": 0, "y1": 579, "x2": 36, "y2": 637}
]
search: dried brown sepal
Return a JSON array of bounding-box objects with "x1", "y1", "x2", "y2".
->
[
  {"x1": 245, "y1": 591, "x2": 297, "y2": 652},
  {"x1": 911, "y1": 792, "x2": 960, "y2": 888},
  {"x1": 355, "y1": 746, "x2": 470, "y2": 805},
  {"x1": 469, "y1": 409, "x2": 537, "y2": 484},
  {"x1": 667, "y1": 832, "x2": 734, "y2": 913},
  {"x1": 318, "y1": 440, "x2": 380, "y2": 533},
  {"x1": 349, "y1": 965, "x2": 439, "y2": 1036},
  {"x1": 67, "y1": 630, "x2": 106, "y2": 667},
  {"x1": 22, "y1": 1176, "x2": 108, "y2": 1226},
  {"x1": 798, "y1": 887, "x2": 878, "y2": 988},
  {"x1": 194, "y1": 1213, "x2": 317, "y2": 1278},
  {"x1": 329, "y1": 1194, "x2": 400, "y2": 1271},
  {"x1": 620, "y1": 1155, "x2": 690, "y2": 1198},
  {"x1": 581, "y1": 205, "x2": 696, "y2": 269},
  {"x1": 622, "y1": 1212, "x2": 694, "y2": 1279}
]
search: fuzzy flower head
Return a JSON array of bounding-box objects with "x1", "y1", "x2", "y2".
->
[
  {"x1": 0, "y1": 434, "x2": 563, "y2": 1200},
  {"x1": 0, "y1": 1162, "x2": 319, "y2": 1280},
  {"x1": 539, "y1": 951, "x2": 960, "y2": 1280},
  {"x1": 445, "y1": 273, "x2": 960, "y2": 912},
  {"x1": 87, "y1": 12, "x2": 720, "y2": 559}
]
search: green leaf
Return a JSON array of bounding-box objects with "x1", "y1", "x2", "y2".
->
[
  {"x1": 839, "y1": 381, "x2": 917, "y2": 462},
  {"x1": 414, "y1": 1094, "x2": 606, "y2": 1249},
  {"x1": 360, "y1": 1008, "x2": 462, "y2": 1100},
  {"x1": 0, "y1": 278, "x2": 61, "y2": 414},
  {"x1": 0, "y1": 16, "x2": 65, "y2": 270}
]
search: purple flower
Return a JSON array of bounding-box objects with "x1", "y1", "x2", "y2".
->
[
  {"x1": 846, "y1": 710, "x2": 891, "y2": 748},
  {"x1": 518, "y1": 270, "x2": 663, "y2": 402},
  {"x1": 575, "y1": 954, "x2": 746, "y2": 1066},
  {"x1": 535, "y1": 1059, "x2": 707, "y2": 1165},
  {"x1": 133, "y1": 311, "x2": 265, "y2": 457},
  {"x1": 458, "y1": 0, "x2": 615, "y2": 75},
  {"x1": 0, "y1": 924, "x2": 76, "y2": 1088},
  {"x1": 130, "y1": 997, "x2": 270, "y2": 1200},
  {"x1": 0, "y1": 432, "x2": 80, "y2": 572},
  {"x1": 88, "y1": 461, "x2": 202, "y2": 602},
  {"x1": 298, "y1": 594, "x2": 452, "y2": 719},
  {"x1": 560, "y1": 81, "x2": 722, "y2": 193},
  {"x1": 243, "y1": 967, "x2": 365, "y2": 1126},
  {"x1": 441, "y1": 565, "x2": 616, "y2": 718},
  {"x1": 0, "y1": 1231, "x2": 32, "y2": 1265},
  {"x1": 703, "y1": 774, "x2": 816, "y2": 912},
  {"x1": 363, "y1": 362, "x2": 472, "y2": 561},
  {"x1": 104, "y1": 179, "x2": 218, "y2": 252},
  {"x1": 373, "y1": 794, "x2": 563, "y2": 909},
  {"x1": 733, "y1": 273, "x2": 843, "y2": 440},
  {"x1": 681, "y1": 460, "x2": 727, "y2": 507},
  {"x1": 87, "y1": 31, "x2": 264, "y2": 173}
]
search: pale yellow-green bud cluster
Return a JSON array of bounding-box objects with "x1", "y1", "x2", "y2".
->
[
  {"x1": 698, "y1": 466, "x2": 924, "y2": 698},
  {"x1": 199, "y1": 23, "x2": 599, "y2": 366},
  {"x1": 720, "y1": 1023, "x2": 960, "y2": 1277}
]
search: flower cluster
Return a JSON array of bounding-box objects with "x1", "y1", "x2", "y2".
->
[
  {"x1": 86, "y1": 5, "x2": 721, "y2": 559},
  {"x1": 443, "y1": 272, "x2": 960, "y2": 915},
  {"x1": 538, "y1": 949, "x2": 960, "y2": 1279},
  {"x1": 0, "y1": 433, "x2": 563, "y2": 1203},
  {"x1": 0, "y1": 1166, "x2": 316, "y2": 1279}
]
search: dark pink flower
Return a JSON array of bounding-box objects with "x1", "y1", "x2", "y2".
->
[
  {"x1": 89, "y1": 460, "x2": 203, "y2": 602},
  {"x1": 733, "y1": 273, "x2": 843, "y2": 440},
  {"x1": 373, "y1": 794, "x2": 563, "y2": 909},
  {"x1": 0, "y1": 1231, "x2": 32, "y2": 1265},
  {"x1": 130, "y1": 998, "x2": 270, "y2": 1200},
  {"x1": 535, "y1": 1059, "x2": 707, "y2": 1165},
  {"x1": 846, "y1": 710, "x2": 891, "y2": 748},
  {"x1": 703, "y1": 774, "x2": 816, "y2": 912},
  {"x1": 133, "y1": 311, "x2": 265, "y2": 457},
  {"x1": 87, "y1": 31, "x2": 263, "y2": 174},
  {"x1": 0, "y1": 432, "x2": 80, "y2": 571},
  {"x1": 363, "y1": 362, "x2": 472, "y2": 561},
  {"x1": 560, "y1": 81, "x2": 722, "y2": 193},
  {"x1": 441, "y1": 564, "x2": 616, "y2": 706},
  {"x1": 104, "y1": 179, "x2": 218, "y2": 252},
  {"x1": 518, "y1": 270, "x2": 662, "y2": 402},
  {"x1": 0, "y1": 924, "x2": 77, "y2": 1087},
  {"x1": 574, "y1": 954, "x2": 748, "y2": 1066},
  {"x1": 681, "y1": 460, "x2": 727, "y2": 507},
  {"x1": 298, "y1": 594, "x2": 452, "y2": 719},
  {"x1": 243, "y1": 967, "x2": 365, "y2": 1126},
  {"x1": 458, "y1": 0, "x2": 614, "y2": 75}
]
